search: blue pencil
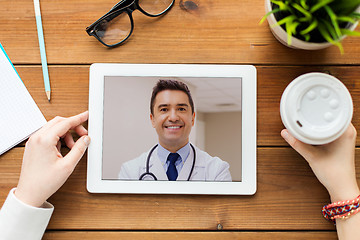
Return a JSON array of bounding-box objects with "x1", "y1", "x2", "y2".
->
[{"x1": 34, "y1": 0, "x2": 51, "y2": 101}]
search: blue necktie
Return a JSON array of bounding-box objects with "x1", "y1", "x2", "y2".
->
[{"x1": 166, "y1": 153, "x2": 179, "y2": 181}]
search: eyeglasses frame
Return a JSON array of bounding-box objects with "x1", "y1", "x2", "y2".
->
[{"x1": 86, "y1": 0, "x2": 175, "y2": 47}]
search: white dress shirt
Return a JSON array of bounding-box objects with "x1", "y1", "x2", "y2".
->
[{"x1": 0, "y1": 188, "x2": 54, "y2": 240}]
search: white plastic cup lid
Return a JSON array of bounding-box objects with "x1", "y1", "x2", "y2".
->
[{"x1": 280, "y1": 72, "x2": 353, "y2": 145}]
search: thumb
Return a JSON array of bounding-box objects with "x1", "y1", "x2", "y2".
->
[
  {"x1": 64, "y1": 136, "x2": 91, "y2": 166},
  {"x1": 281, "y1": 129, "x2": 315, "y2": 161}
]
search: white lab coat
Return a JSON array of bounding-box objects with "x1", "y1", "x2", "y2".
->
[
  {"x1": 118, "y1": 145, "x2": 232, "y2": 181},
  {"x1": 0, "y1": 188, "x2": 53, "y2": 240}
]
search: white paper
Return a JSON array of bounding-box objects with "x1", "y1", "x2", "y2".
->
[{"x1": 0, "y1": 44, "x2": 46, "y2": 155}]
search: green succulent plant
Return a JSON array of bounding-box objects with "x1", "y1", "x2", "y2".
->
[{"x1": 260, "y1": 0, "x2": 360, "y2": 53}]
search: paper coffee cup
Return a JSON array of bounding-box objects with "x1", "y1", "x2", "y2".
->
[{"x1": 280, "y1": 72, "x2": 353, "y2": 145}]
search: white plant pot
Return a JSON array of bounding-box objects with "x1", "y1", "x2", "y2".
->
[{"x1": 264, "y1": 0, "x2": 360, "y2": 50}]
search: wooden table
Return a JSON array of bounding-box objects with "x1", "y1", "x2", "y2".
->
[{"x1": 1, "y1": 0, "x2": 359, "y2": 239}]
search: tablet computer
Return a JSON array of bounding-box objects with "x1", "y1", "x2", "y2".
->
[{"x1": 87, "y1": 64, "x2": 256, "y2": 195}]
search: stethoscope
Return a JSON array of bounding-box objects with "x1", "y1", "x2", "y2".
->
[{"x1": 139, "y1": 143, "x2": 196, "y2": 181}]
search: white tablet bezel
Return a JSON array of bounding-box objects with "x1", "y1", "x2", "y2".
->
[{"x1": 87, "y1": 64, "x2": 257, "y2": 195}]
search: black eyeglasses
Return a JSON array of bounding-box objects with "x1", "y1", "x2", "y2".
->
[{"x1": 86, "y1": 0, "x2": 175, "y2": 47}]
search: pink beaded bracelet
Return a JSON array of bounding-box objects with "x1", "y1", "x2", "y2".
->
[{"x1": 322, "y1": 195, "x2": 360, "y2": 223}]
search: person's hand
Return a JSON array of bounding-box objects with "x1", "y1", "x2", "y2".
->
[
  {"x1": 281, "y1": 123, "x2": 360, "y2": 202},
  {"x1": 14, "y1": 111, "x2": 91, "y2": 207}
]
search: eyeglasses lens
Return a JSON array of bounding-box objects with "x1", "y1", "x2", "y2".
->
[
  {"x1": 94, "y1": 12, "x2": 132, "y2": 46},
  {"x1": 139, "y1": 0, "x2": 174, "y2": 15}
]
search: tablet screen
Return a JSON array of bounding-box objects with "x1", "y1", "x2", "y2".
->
[{"x1": 101, "y1": 76, "x2": 242, "y2": 182}]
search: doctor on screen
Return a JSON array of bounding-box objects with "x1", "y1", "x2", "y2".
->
[{"x1": 118, "y1": 79, "x2": 232, "y2": 181}]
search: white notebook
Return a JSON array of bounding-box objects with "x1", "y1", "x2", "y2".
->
[{"x1": 0, "y1": 43, "x2": 46, "y2": 155}]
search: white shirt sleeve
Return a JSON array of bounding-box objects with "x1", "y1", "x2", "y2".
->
[{"x1": 0, "y1": 188, "x2": 54, "y2": 240}]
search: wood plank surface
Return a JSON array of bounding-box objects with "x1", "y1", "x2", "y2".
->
[
  {"x1": 1, "y1": 0, "x2": 359, "y2": 65},
  {"x1": 14, "y1": 65, "x2": 360, "y2": 146},
  {"x1": 1, "y1": 0, "x2": 360, "y2": 238},
  {"x1": 42, "y1": 231, "x2": 338, "y2": 240},
  {"x1": 1, "y1": 147, "x2": 359, "y2": 230}
]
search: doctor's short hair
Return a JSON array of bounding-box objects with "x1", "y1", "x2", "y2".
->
[{"x1": 150, "y1": 79, "x2": 194, "y2": 115}]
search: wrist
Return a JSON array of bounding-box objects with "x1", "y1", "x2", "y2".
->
[
  {"x1": 14, "y1": 188, "x2": 45, "y2": 208},
  {"x1": 329, "y1": 186, "x2": 360, "y2": 203}
]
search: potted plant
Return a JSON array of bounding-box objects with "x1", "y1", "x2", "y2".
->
[{"x1": 260, "y1": 0, "x2": 360, "y2": 53}]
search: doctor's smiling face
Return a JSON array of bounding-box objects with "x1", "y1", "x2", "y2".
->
[{"x1": 150, "y1": 81, "x2": 195, "y2": 153}]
